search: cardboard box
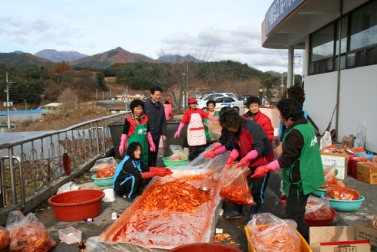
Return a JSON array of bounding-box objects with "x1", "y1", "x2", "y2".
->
[
  {"x1": 356, "y1": 163, "x2": 377, "y2": 185},
  {"x1": 310, "y1": 225, "x2": 377, "y2": 252},
  {"x1": 321, "y1": 153, "x2": 349, "y2": 180},
  {"x1": 355, "y1": 224, "x2": 377, "y2": 251},
  {"x1": 320, "y1": 240, "x2": 370, "y2": 252}
]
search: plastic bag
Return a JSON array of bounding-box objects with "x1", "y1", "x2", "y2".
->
[
  {"x1": 5, "y1": 210, "x2": 56, "y2": 251},
  {"x1": 0, "y1": 226, "x2": 10, "y2": 249},
  {"x1": 90, "y1": 157, "x2": 118, "y2": 178},
  {"x1": 168, "y1": 145, "x2": 187, "y2": 160},
  {"x1": 321, "y1": 163, "x2": 338, "y2": 189},
  {"x1": 57, "y1": 181, "x2": 79, "y2": 194},
  {"x1": 219, "y1": 165, "x2": 254, "y2": 205},
  {"x1": 248, "y1": 213, "x2": 301, "y2": 252},
  {"x1": 204, "y1": 120, "x2": 221, "y2": 140},
  {"x1": 320, "y1": 131, "x2": 332, "y2": 150},
  {"x1": 326, "y1": 185, "x2": 360, "y2": 200},
  {"x1": 305, "y1": 195, "x2": 332, "y2": 220}
]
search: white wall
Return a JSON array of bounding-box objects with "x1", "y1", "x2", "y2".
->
[{"x1": 305, "y1": 66, "x2": 377, "y2": 152}]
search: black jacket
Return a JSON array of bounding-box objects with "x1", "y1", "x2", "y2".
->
[{"x1": 144, "y1": 98, "x2": 167, "y2": 140}]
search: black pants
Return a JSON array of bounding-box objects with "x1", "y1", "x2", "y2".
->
[
  {"x1": 188, "y1": 145, "x2": 206, "y2": 161},
  {"x1": 286, "y1": 184, "x2": 309, "y2": 242},
  {"x1": 148, "y1": 139, "x2": 160, "y2": 166},
  {"x1": 247, "y1": 168, "x2": 271, "y2": 205},
  {"x1": 114, "y1": 175, "x2": 142, "y2": 199}
]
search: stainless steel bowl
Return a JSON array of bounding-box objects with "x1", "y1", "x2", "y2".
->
[{"x1": 199, "y1": 186, "x2": 211, "y2": 193}]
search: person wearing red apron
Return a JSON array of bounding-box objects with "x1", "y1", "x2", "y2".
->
[
  {"x1": 119, "y1": 99, "x2": 156, "y2": 164},
  {"x1": 174, "y1": 97, "x2": 218, "y2": 161}
]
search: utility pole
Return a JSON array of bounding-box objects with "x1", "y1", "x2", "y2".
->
[{"x1": 5, "y1": 72, "x2": 15, "y2": 129}]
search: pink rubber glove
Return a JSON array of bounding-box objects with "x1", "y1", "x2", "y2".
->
[
  {"x1": 174, "y1": 123, "x2": 185, "y2": 138},
  {"x1": 119, "y1": 134, "x2": 127, "y2": 155},
  {"x1": 226, "y1": 149, "x2": 239, "y2": 166},
  {"x1": 147, "y1": 132, "x2": 156, "y2": 152},
  {"x1": 237, "y1": 150, "x2": 258, "y2": 167},
  {"x1": 210, "y1": 143, "x2": 222, "y2": 152},
  {"x1": 141, "y1": 171, "x2": 156, "y2": 179},
  {"x1": 214, "y1": 146, "x2": 227, "y2": 155},
  {"x1": 251, "y1": 160, "x2": 280, "y2": 178},
  {"x1": 208, "y1": 115, "x2": 219, "y2": 122}
]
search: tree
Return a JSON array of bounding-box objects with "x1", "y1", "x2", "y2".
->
[{"x1": 96, "y1": 72, "x2": 107, "y2": 90}]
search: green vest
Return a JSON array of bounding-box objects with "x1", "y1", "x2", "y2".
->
[{"x1": 282, "y1": 123, "x2": 324, "y2": 197}]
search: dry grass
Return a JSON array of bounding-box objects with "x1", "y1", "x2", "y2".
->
[{"x1": 12, "y1": 103, "x2": 110, "y2": 132}]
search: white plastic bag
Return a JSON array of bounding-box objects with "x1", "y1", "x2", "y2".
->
[{"x1": 320, "y1": 131, "x2": 332, "y2": 150}]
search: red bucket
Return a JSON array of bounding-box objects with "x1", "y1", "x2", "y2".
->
[
  {"x1": 48, "y1": 189, "x2": 104, "y2": 221},
  {"x1": 305, "y1": 208, "x2": 337, "y2": 227},
  {"x1": 169, "y1": 243, "x2": 242, "y2": 252}
]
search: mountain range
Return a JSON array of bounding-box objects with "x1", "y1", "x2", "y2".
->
[{"x1": 0, "y1": 47, "x2": 203, "y2": 68}]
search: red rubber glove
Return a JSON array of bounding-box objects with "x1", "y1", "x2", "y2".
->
[
  {"x1": 251, "y1": 166, "x2": 269, "y2": 178},
  {"x1": 203, "y1": 150, "x2": 216, "y2": 159},
  {"x1": 141, "y1": 171, "x2": 156, "y2": 179},
  {"x1": 211, "y1": 143, "x2": 222, "y2": 152}
]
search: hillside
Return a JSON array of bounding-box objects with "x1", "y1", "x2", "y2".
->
[
  {"x1": 35, "y1": 49, "x2": 88, "y2": 62},
  {"x1": 70, "y1": 47, "x2": 157, "y2": 68},
  {"x1": 0, "y1": 52, "x2": 53, "y2": 67}
]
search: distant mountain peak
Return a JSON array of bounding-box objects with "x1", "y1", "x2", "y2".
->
[
  {"x1": 157, "y1": 54, "x2": 203, "y2": 63},
  {"x1": 35, "y1": 49, "x2": 88, "y2": 62}
]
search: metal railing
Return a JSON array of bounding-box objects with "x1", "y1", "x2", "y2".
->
[{"x1": 0, "y1": 112, "x2": 127, "y2": 211}]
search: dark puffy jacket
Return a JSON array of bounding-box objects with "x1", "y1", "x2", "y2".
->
[{"x1": 144, "y1": 98, "x2": 167, "y2": 140}]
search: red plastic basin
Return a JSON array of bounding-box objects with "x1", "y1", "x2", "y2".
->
[
  {"x1": 48, "y1": 189, "x2": 104, "y2": 221},
  {"x1": 305, "y1": 208, "x2": 337, "y2": 227},
  {"x1": 169, "y1": 243, "x2": 242, "y2": 252}
]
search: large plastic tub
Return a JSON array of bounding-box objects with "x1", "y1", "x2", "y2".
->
[
  {"x1": 48, "y1": 189, "x2": 104, "y2": 221},
  {"x1": 162, "y1": 156, "x2": 188, "y2": 167},
  {"x1": 244, "y1": 226, "x2": 313, "y2": 252},
  {"x1": 169, "y1": 243, "x2": 242, "y2": 252},
  {"x1": 92, "y1": 174, "x2": 113, "y2": 187}
]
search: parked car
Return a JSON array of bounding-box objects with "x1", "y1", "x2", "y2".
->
[
  {"x1": 197, "y1": 96, "x2": 244, "y2": 114},
  {"x1": 199, "y1": 92, "x2": 238, "y2": 102},
  {"x1": 199, "y1": 90, "x2": 217, "y2": 100}
]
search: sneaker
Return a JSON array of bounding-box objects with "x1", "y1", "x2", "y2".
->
[
  {"x1": 123, "y1": 195, "x2": 134, "y2": 203},
  {"x1": 224, "y1": 210, "x2": 243, "y2": 220},
  {"x1": 279, "y1": 194, "x2": 287, "y2": 200},
  {"x1": 280, "y1": 199, "x2": 286, "y2": 204}
]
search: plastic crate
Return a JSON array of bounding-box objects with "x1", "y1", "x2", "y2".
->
[
  {"x1": 162, "y1": 156, "x2": 188, "y2": 167},
  {"x1": 92, "y1": 174, "x2": 113, "y2": 187},
  {"x1": 244, "y1": 225, "x2": 313, "y2": 252},
  {"x1": 321, "y1": 195, "x2": 364, "y2": 212}
]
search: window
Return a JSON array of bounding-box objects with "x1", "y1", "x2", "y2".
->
[{"x1": 309, "y1": 0, "x2": 377, "y2": 75}]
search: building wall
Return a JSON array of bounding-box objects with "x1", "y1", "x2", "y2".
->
[{"x1": 305, "y1": 65, "x2": 377, "y2": 152}]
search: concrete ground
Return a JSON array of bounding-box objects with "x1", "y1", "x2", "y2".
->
[{"x1": 33, "y1": 159, "x2": 376, "y2": 252}]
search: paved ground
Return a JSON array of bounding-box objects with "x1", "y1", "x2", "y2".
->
[{"x1": 32, "y1": 157, "x2": 376, "y2": 252}]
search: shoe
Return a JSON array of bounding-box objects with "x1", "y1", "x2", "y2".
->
[
  {"x1": 224, "y1": 210, "x2": 243, "y2": 220},
  {"x1": 123, "y1": 195, "x2": 134, "y2": 203},
  {"x1": 279, "y1": 194, "x2": 287, "y2": 200},
  {"x1": 280, "y1": 199, "x2": 286, "y2": 204},
  {"x1": 244, "y1": 204, "x2": 260, "y2": 225}
]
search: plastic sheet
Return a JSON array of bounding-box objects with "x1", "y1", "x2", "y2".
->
[{"x1": 86, "y1": 153, "x2": 228, "y2": 251}]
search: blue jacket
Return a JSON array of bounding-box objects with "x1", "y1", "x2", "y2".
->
[{"x1": 144, "y1": 98, "x2": 167, "y2": 140}]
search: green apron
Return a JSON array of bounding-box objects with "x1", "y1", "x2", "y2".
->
[
  {"x1": 127, "y1": 123, "x2": 148, "y2": 164},
  {"x1": 282, "y1": 123, "x2": 324, "y2": 198}
]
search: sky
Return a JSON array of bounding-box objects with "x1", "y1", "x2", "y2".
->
[{"x1": 0, "y1": 0, "x2": 303, "y2": 74}]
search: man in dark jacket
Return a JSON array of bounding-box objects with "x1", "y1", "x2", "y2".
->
[{"x1": 143, "y1": 86, "x2": 167, "y2": 166}]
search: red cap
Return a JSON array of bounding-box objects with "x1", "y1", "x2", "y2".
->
[
  {"x1": 168, "y1": 99, "x2": 173, "y2": 105},
  {"x1": 188, "y1": 97, "x2": 197, "y2": 104}
]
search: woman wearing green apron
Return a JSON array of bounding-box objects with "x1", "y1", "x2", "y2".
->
[
  {"x1": 119, "y1": 99, "x2": 156, "y2": 164},
  {"x1": 251, "y1": 98, "x2": 324, "y2": 242}
]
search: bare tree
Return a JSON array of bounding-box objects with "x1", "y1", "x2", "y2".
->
[{"x1": 58, "y1": 88, "x2": 79, "y2": 104}]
